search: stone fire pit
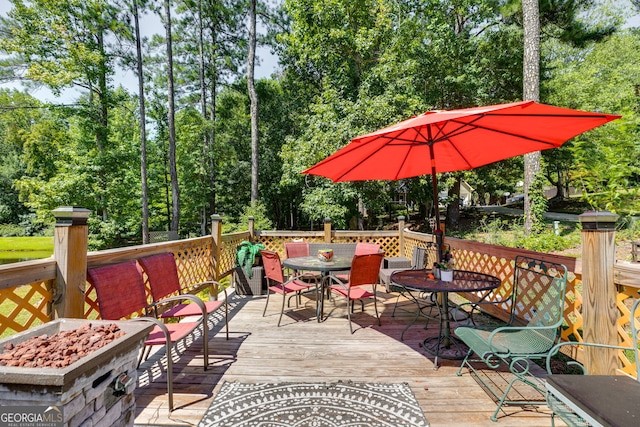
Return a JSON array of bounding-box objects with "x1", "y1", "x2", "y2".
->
[{"x1": 0, "y1": 318, "x2": 153, "y2": 427}]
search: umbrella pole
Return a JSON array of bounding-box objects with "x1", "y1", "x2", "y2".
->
[{"x1": 429, "y1": 144, "x2": 443, "y2": 262}]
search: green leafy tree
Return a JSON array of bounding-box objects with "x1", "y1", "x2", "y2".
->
[
  {"x1": 545, "y1": 30, "x2": 640, "y2": 214},
  {"x1": 0, "y1": 0, "x2": 131, "y2": 220},
  {"x1": 0, "y1": 90, "x2": 41, "y2": 224}
]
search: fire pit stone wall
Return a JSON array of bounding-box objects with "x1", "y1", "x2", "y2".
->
[{"x1": 0, "y1": 319, "x2": 153, "y2": 427}]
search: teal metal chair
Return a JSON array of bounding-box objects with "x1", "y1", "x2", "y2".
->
[
  {"x1": 455, "y1": 255, "x2": 568, "y2": 421},
  {"x1": 544, "y1": 298, "x2": 640, "y2": 427}
]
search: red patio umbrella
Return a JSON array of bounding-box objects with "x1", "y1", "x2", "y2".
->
[{"x1": 303, "y1": 100, "x2": 620, "y2": 232}]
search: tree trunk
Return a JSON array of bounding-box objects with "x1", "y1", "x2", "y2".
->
[
  {"x1": 446, "y1": 175, "x2": 461, "y2": 228},
  {"x1": 209, "y1": 79, "x2": 217, "y2": 215},
  {"x1": 164, "y1": 0, "x2": 180, "y2": 234},
  {"x1": 133, "y1": 0, "x2": 149, "y2": 244},
  {"x1": 522, "y1": 0, "x2": 541, "y2": 234},
  {"x1": 97, "y1": 29, "x2": 109, "y2": 221},
  {"x1": 248, "y1": 0, "x2": 259, "y2": 202},
  {"x1": 198, "y1": 0, "x2": 207, "y2": 236}
]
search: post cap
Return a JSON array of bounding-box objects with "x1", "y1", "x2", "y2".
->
[
  {"x1": 397, "y1": 216, "x2": 405, "y2": 221},
  {"x1": 323, "y1": 218, "x2": 332, "y2": 223},
  {"x1": 579, "y1": 210, "x2": 618, "y2": 230},
  {"x1": 52, "y1": 206, "x2": 90, "y2": 226}
]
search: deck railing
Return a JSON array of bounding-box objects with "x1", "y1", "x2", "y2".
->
[{"x1": 1, "y1": 209, "x2": 639, "y2": 375}]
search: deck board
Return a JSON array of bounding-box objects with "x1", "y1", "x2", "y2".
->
[{"x1": 134, "y1": 290, "x2": 555, "y2": 426}]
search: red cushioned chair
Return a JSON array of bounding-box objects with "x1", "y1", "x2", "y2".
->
[
  {"x1": 87, "y1": 260, "x2": 203, "y2": 412},
  {"x1": 284, "y1": 241, "x2": 310, "y2": 258},
  {"x1": 260, "y1": 250, "x2": 318, "y2": 326},
  {"x1": 354, "y1": 242, "x2": 381, "y2": 255},
  {"x1": 334, "y1": 242, "x2": 382, "y2": 284},
  {"x1": 327, "y1": 252, "x2": 385, "y2": 333},
  {"x1": 137, "y1": 253, "x2": 229, "y2": 341},
  {"x1": 285, "y1": 241, "x2": 322, "y2": 287}
]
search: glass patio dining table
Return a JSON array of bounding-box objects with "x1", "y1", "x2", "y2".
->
[{"x1": 281, "y1": 255, "x2": 352, "y2": 321}]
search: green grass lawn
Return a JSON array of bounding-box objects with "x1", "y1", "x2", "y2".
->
[
  {"x1": 0, "y1": 236, "x2": 54, "y2": 252},
  {"x1": 0, "y1": 237, "x2": 54, "y2": 263}
]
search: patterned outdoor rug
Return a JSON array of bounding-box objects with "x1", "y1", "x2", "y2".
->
[{"x1": 198, "y1": 381, "x2": 430, "y2": 427}]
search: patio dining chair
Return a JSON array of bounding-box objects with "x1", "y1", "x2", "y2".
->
[
  {"x1": 87, "y1": 260, "x2": 205, "y2": 412},
  {"x1": 385, "y1": 246, "x2": 438, "y2": 315},
  {"x1": 354, "y1": 242, "x2": 381, "y2": 255},
  {"x1": 455, "y1": 255, "x2": 568, "y2": 421},
  {"x1": 260, "y1": 250, "x2": 318, "y2": 326},
  {"x1": 334, "y1": 242, "x2": 381, "y2": 283},
  {"x1": 326, "y1": 252, "x2": 385, "y2": 333},
  {"x1": 284, "y1": 241, "x2": 321, "y2": 284},
  {"x1": 284, "y1": 241, "x2": 310, "y2": 258},
  {"x1": 137, "y1": 252, "x2": 229, "y2": 340}
]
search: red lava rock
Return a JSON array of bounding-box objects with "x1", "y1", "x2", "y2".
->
[{"x1": 0, "y1": 323, "x2": 125, "y2": 369}]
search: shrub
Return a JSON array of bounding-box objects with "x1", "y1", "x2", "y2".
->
[{"x1": 0, "y1": 224, "x2": 25, "y2": 237}]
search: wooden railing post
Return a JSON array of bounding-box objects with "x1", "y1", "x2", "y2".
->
[
  {"x1": 52, "y1": 206, "x2": 90, "y2": 319},
  {"x1": 398, "y1": 215, "x2": 405, "y2": 257},
  {"x1": 323, "y1": 218, "x2": 332, "y2": 243},
  {"x1": 579, "y1": 210, "x2": 619, "y2": 375},
  {"x1": 211, "y1": 214, "x2": 223, "y2": 282},
  {"x1": 248, "y1": 216, "x2": 255, "y2": 241}
]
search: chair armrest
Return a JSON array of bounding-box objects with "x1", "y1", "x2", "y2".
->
[
  {"x1": 149, "y1": 294, "x2": 207, "y2": 317},
  {"x1": 325, "y1": 273, "x2": 348, "y2": 290},
  {"x1": 132, "y1": 316, "x2": 169, "y2": 335},
  {"x1": 545, "y1": 341, "x2": 636, "y2": 374},
  {"x1": 281, "y1": 272, "x2": 319, "y2": 288}
]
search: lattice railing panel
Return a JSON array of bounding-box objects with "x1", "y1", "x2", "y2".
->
[
  {"x1": 220, "y1": 232, "x2": 250, "y2": 277},
  {"x1": 84, "y1": 284, "x2": 100, "y2": 320},
  {"x1": 174, "y1": 244, "x2": 212, "y2": 293},
  {"x1": 256, "y1": 236, "x2": 289, "y2": 257},
  {"x1": 615, "y1": 286, "x2": 640, "y2": 376},
  {"x1": 255, "y1": 233, "x2": 401, "y2": 257},
  {"x1": 0, "y1": 280, "x2": 53, "y2": 337},
  {"x1": 560, "y1": 273, "x2": 583, "y2": 342},
  {"x1": 256, "y1": 235, "x2": 326, "y2": 258}
]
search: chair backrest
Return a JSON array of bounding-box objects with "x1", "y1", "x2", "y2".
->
[
  {"x1": 284, "y1": 241, "x2": 310, "y2": 258},
  {"x1": 87, "y1": 261, "x2": 148, "y2": 320},
  {"x1": 354, "y1": 242, "x2": 381, "y2": 255},
  {"x1": 260, "y1": 250, "x2": 286, "y2": 284},
  {"x1": 510, "y1": 256, "x2": 568, "y2": 330},
  {"x1": 410, "y1": 246, "x2": 428, "y2": 270},
  {"x1": 349, "y1": 253, "x2": 385, "y2": 287},
  {"x1": 138, "y1": 253, "x2": 181, "y2": 301}
]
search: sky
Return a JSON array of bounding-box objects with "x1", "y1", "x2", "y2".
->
[{"x1": 0, "y1": 3, "x2": 279, "y2": 103}]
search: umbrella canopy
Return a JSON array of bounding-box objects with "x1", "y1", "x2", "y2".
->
[
  {"x1": 303, "y1": 100, "x2": 620, "y2": 182},
  {"x1": 303, "y1": 100, "x2": 620, "y2": 246}
]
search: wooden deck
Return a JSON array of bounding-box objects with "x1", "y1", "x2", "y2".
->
[{"x1": 133, "y1": 290, "x2": 555, "y2": 426}]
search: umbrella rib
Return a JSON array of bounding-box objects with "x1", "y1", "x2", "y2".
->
[
  {"x1": 485, "y1": 112, "x2": 615, "y2": 119},
  {"x1": 432, "y1": 122, "x2": 477, "y2": 170},
  {"x1": 445, "y1": 118, "x2": 560, "y2": 148}
]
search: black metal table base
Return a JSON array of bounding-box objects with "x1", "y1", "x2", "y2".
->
[{"x1": 422, "y1": 334, "x2": 468, "y2": 369}]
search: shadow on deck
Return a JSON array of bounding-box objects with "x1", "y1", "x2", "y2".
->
[{"x1": 133, "y1": 290, "x2": 554, "y2": 426}]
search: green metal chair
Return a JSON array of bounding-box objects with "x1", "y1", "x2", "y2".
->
[
  {"x1": 544, "y1": 298, "x2": 640, "y2": 427},
  {"x1": 455, "y1": 255, "x2": 568, "y2": 421}
]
